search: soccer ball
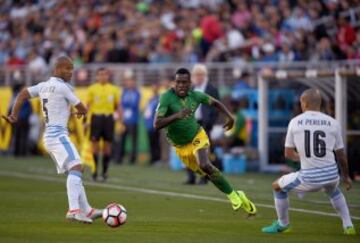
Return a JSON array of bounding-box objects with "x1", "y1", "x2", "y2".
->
[{"x1": 102, "y1": 203, "x2": 127, "y2": 228}]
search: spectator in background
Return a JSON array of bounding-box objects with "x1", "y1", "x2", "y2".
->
[
  {"x1": 185, "y1": 64, "x2": 221, "y2": 185},
  {"x1": 144, "y1": 82, "x2": 161, "y2": 165},
  {"x1": 336, "y1": 16, "x2": 356, "y2": 53},
  {"x1": 27, "y1": 51, "x2": 47, "y2": 76},
  {"x1": 117, "y1": 70, "x2": 140, "y2": 164},
  {"x1": 278, "y1": 43, "x2": 296, "y2": 63},
  {"x1": 9, "y1": 82, "x2": 32, "y2": 156}
]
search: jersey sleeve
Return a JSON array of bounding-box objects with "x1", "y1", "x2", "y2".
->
[
  {"x1": 63, "y1": 84, "x2": 80, "y2": 106},
  {"x1": 334, "y1": 122, "x2": 344, "y2": 150},
  {"x1": 27, "y1": 83, "x2": 42, "y2": 98},
  {"x1": 194, "y1": 91, "x2": 212, "y2": 105},
  {"x1": 155, "y1": 93, "x2": 169, "y2": 117},
  {"x1": 285, "y1": 120, "x2": 295, "y2": 148}
]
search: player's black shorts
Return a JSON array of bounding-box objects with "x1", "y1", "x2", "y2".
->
[{"x1": 90, "y1": 114, "x2": 114, "y2": 142}]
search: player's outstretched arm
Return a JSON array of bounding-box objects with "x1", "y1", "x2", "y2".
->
[
  {"x1": 334, "y1": 148, "x2": 352, "y2": 190},
  {"x1": 154, "y1": 109, "x2": 191, "y2": 130},
  {"x1": 209, "y1": 97, "x2": 235, "y2": 131},
  {"x1": 7, "y1": 88, "x2": 31, "y2": 123}
]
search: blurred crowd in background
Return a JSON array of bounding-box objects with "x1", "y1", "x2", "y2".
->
[{"x1": 1, "y1": 0, "x2": 360, "y2": 71}]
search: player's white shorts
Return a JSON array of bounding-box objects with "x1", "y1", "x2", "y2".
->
[
  {"x1": 43, "y1": 134, "x2": 81, "y2": 174},
  {"x1": 277, "y1": 171, "x2": 339, "y2": 196}
]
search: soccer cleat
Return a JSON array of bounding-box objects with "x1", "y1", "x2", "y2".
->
[
  {"x1": 66, "y1": 209, "x2": 93, "y2": 224},
  {"x1": 86, "y1": 208, "x2": 103, "y2": 220},
  {"x1": 262, "y1": 220, "x2": 291, "y2": 234},
  {"x1": 237, "y1": 191, "x2": 257, "y2": 215},
  {"x1": 344, "y1": 226, "x2": 356, "y2": 235}
]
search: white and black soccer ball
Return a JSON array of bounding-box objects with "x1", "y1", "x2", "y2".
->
[{"x1": 102, "y1": 203, "x2": 127, "y2": 228}]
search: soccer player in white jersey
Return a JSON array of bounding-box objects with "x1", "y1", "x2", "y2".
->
[
  {"x1": 262, "y1": 89, "x2": 356, "y2": 235},
  {"x1": 6, "y1": 56, "x2": 102, "y2": 224}
]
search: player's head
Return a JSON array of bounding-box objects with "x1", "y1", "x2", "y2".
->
[
  {"x1": 53, "y1": 56, "x2": 74, "y2": 82},
  {"x1": 191, "y1": 64, "x2": 208, "y2": 86},
  {"x1": 96, "y1": 68, "x2": 110, "y2": 84},
  {"x1": 174, "y1": 68, "x2": 191, "y2": 98},
  {"x1": 300, "y1": 88, "x2": 322, "y2": 112}
]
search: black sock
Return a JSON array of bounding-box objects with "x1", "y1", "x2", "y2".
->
[
  {"x1": 103, "y1": 154, "x2": 111, "y2": 177},
  {"x1": 93, "y1": 154, "x2": 99, "y2": 177}
]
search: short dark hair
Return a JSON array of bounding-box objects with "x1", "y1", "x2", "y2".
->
[
  {"x1": 96, "y1": 67, "x2": 108, "y2": 73},
  {"x1": 175, "y1": 68, "x2": 191, "y2": 78}
]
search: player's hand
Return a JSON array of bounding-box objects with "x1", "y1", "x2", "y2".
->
[
  {"x1": 2, "y1": 114, "x2": 17, "y2": 124},
  {"x1": 71, "y1": 112, "x2": 86, "y2": 119},
  {"x1": 223, "y1": 115, "x2": 235, "y2": 131},
  {"x1": 177, "y1": 108, "x2": 192, "y2": 119},
  {"x1": 342, "y1": 176, "x2": 352, "y2": 191}
]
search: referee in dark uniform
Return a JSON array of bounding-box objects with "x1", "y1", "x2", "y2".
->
[{"x1": 87, "y1": 68, "x2": 120, "y2": 181}]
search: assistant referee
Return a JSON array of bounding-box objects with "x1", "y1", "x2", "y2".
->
[{"x1": 87, "y1": 68, "x2": 120, "y2": 181}]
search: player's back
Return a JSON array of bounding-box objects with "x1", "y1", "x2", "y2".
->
[{"x1": 286, "y1": 111, "x2": 344, "y2": 183}]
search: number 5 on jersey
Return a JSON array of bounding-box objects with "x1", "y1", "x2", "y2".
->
[{"x1": 42, "y1": 98, "x2": 49, "y2": 123}]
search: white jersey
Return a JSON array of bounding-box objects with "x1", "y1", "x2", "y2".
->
[
  {"x1": 285, "y1": 111, "x2": 344, "y2": 184},
  {"x1": 27, "y1": 77, "x2": 81, "y2": 173},
  {"x1": 28, "y1": 77, "x2": 80, "y2": 129}
]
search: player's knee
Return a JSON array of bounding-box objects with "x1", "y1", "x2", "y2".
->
[
  {"x1": 69, "y1": 164, "x2": 83, "y2": 173},
  {"x1": 200, "y1": 162, "x2": 215, "y2": 175},
  {"x1": 272, "y1": 181, "x2": 281, "y2": 191}
]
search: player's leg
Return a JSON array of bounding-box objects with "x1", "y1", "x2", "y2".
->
[
  {"x1": 325, "y1": 183, "x2": 356, "y2": 235},
  {"x1": 102, "y1": 141, "x2": 111, "y2": 181},
  {"x1": 90, "y1": 115, "x2": 101, "y2": 181},
  {"x1": 196, "y1": 148, "x2": 256, "y2": 214},
  {"x1": 101, "y1": 115, "x2": 114, "y2": 181},
  {"x1": 56, "y1": 136, "x2": 102, "y2": 222},
  {"x1": 262, "y1": 172, "x2": 302, "y2": 233},
  {"x1": 91, "y1": 140, "x2": 100, "y2": 181},
  {"x1": 66, "y1": 163, "x2": 102, "y2": 222},
  {"x1": 117, "y1": 125, "x2": 128, "y2": 164}
]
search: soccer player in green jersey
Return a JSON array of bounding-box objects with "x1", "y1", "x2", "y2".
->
[{"x1": 154, "y1": 68, "x2": 257, "y2": 215}]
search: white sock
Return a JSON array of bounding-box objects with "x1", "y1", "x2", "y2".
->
[
  {"x1": 274, "y1": 191, "x2": 289, "y2": 226},
  {"x1": 79, "y1": 183, "x2": 92, "y2": 215},
  {"x1": 329, "y1": 188, "x2": 353, "y2": 228},
  {"x1": 66, "y1": 171, "x2": 82, "y2": 211}
]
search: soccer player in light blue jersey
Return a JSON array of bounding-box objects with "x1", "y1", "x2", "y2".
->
[
  {"x1": 6, "y1": 56, "x2": 102, "y2": 224},
  {"x1": 262, "y1": 89, "x2": 356, "y2": 235}
]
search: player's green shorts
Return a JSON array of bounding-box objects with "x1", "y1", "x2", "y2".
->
[{"x1": 174, "y1": 128, "x2": 210, "y2": 175}]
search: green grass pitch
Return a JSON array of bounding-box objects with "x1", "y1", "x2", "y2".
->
[{"x1": 0, "y1": 157, "x2": 359, "y2": 243}]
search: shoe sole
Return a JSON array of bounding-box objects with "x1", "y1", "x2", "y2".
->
[
  {"x1": 262, "y1": 228, "x2": 292, "y2": 234},
  {"x1": 66, "y1": 217, "x2": 92, "y2": 224}
]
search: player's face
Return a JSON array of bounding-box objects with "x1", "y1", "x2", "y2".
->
[
  {"x1": 174, "y1": 74, "x2": 191, "y2": 98},
  {"x1": 58, "y1": 62, "x2": 74, "y2": 82},
  {"x1": 96, "y1": 70, "x2": 109, "y2": 84}
]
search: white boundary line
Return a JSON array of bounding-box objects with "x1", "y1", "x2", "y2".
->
[{"x1": 0, "y1": 170, "x2": 359, "y2": 221}]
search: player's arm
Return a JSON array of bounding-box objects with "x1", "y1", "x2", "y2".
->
[
  {"x1": 6, "y1": 88, "x2": 31, "y2": 123},
  {"x1": 334, "y1": 123, "x2": 352, "y2": 190},
  {"x1": 208, "y1": 97, "x2": 235, "y2": 131},
  {"x1": 154, "y1": 110, "x2": 191, "y2": 130},
  {"x1": 153, "y1": 93, "x2": 191, "y2": 130},
  {"x1": 334, "y1": 148, "x2": 352, "y2": 190},
  {"x1": 64, "y1": 84, "x2": 87, "y2": 118},
  {"x1": 283, "y1": 120, "x2": 300, "y2": 162},
  {"x1": 284, "y1": 147, "x2": 300, "y2": 162}
]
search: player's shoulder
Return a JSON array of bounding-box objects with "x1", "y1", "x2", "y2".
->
[{"x1": 160, "y1": 88, "x2": 174, "y2": 99}]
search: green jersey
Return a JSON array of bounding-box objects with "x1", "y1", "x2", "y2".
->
[{"x1": 156, "y1": 88, "x2": 212, "y2": 145}]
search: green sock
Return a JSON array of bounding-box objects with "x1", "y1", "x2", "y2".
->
[{"x1": 207, "y1": 168, "x2": 234, "y2": 195}]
